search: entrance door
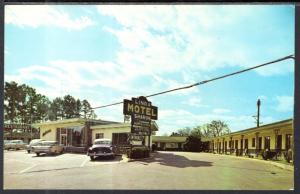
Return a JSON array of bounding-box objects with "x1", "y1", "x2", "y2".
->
[
  {"x1": 276, "y1": 135, "x2": 282, "y2": 150},
  {"x1": 60, "y1": 134, "x2": 67, "y2": 146},
  {"x1": 258, "y1": 137, "x2": 262, "y2": 150}
]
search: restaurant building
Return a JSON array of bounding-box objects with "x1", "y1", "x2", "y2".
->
[
  {"x1": 208, "y1": 118, "x2": 293, "y2": 161},
  {"x1": 32, "y1": 118, "x2": 159, "y2": 153}
]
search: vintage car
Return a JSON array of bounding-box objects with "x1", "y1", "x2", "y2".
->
[
  {"x1": 4, "y1": 140, "x2": 27, "y2": 150},
  {"x1": 25, "y1": 139, "x2": 45, "y2": 153},
  {"x1": 87, "y1": 138, "x2": 116, "y2": 160},
  {"x1": 31, "y1": 141, "x2": 64, "y2": 156},
  {"x1": 4, "y1": 140, "x2": 11, "y2": 150}
]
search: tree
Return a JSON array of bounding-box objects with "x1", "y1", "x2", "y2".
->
[
  {"x1": 174, "y1": 127, "x2": 191, "y2": 136},
  {"x1": 207, "y1": 120, "x2": 230, "y2": 137},
  {"x1": 201, "y1": 124, "x2": 213, "y2": 138},
  {"x1": 4, "y1": 81, "x2": 20, "y2": 123},
  {"x1": 184, "y1": 135, "x2": 202, "y2": 152},
  {"x1": 49, "y1": 97, "x2": 64, "y2": 120},
  {"x1": 75, "y1": 99, "x2": 82, "y2": 118},
  {"x1": 81, "y1": 99, "x2": 96, "y2": 119},
  {"x1": 190, "y1": 126, "x2": 202, "y2": 137},
  {"x1": 4, "y1": 81, "x2": 97, "y2": 123},
  {"x1": 63, "y1": 95, "x2": 77, "y2": 118}
]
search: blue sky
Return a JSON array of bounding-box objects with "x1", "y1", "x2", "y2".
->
[{"x1": 5, "y1": 5, "x2": 294, "y2": 135}]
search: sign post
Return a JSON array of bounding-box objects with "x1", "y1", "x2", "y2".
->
[{"x1": 123, "y1": 96, "x2": 158, "y2": 149}]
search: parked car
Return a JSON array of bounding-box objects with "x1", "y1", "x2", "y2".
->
[
  {"x1": 87, "y1": 138, "x2": 116, "y2": 160},
  {"x1": 4, "y1": 140, "x2": 27, "y2": 150},
  {"x1": 31, "y1": 141, "x2": 64, "y2": 156},
  {"x1": 26, "y1": 139, "x2": 45, "y2": 153},
  {"x1": 4, "y1": 140, "x2": 11, "y2": 150}
]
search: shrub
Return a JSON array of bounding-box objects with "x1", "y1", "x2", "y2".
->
[{"x1": 127, "y1": 146, "x2": 150, "y2": 159}]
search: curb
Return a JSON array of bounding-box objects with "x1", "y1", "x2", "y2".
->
[{"x1": 213, "y1": 153, "x2": 294, "y2": 171}]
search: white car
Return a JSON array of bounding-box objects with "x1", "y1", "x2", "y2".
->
[
  {"x1": 32, "y1": 141, "x2": 64, "y2": 156},
  {"x1": 5, "y1": 140, "x2": 27, "y2": 150},
  {"x1": 26, "y1": 139, "x2": 45, "y2": 153}
]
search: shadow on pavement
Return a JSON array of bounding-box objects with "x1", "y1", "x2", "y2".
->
[
  {"x1": 32, "y1": 153, "x2": 61, "y2": 157},
  {"x1": 91, "y1": 155, "x2": 123, "y2": 162},
  {"x1": 130, "y1": 152, "x2": 213, "y2": 168}
]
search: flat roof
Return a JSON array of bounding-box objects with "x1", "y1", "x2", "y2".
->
[{"x1": 32, "y1": 118, "x2": 120, "y2": 127}]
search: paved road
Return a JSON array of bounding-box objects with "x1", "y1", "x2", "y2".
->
[{"x1": 4, "y1": 150, "x2": 293, "y2": 190}]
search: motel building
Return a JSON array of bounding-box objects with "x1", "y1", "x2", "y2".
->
[
  {"x1": 152, "y1": 136, "x2": 188, "y2": 151},
  {"x1": 32, "y1": 118, "x2": 159, "y2": 153},
  {"x1": 208, "y1": 118, "x2": 294, "y2": 162}
]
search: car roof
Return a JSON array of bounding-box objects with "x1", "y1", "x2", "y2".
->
[
  {"x1": 41, "y1": 141, "x2": 58, "y2": 143},
  {"x1": 94, "y1": 138, "x2": 111, "y2": 142}
]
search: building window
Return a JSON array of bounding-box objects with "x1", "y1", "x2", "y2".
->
[
  {"x1": 286, "y1": 134, "x2": 292, "y2": 150},
  {"x1": 95, "y1": 133, "x2": 104, "y2": 139},
  {"x1": 235, "y1": 140, "x2": 238, "y2": 149},
  {"x1": 264, "y1": 136, "x2": 270, "y2": 149},
  {"x1": 252, "y1": 138, "x2": 255, "y2": 147},
  {"x1": 112, "y1": 133, "x2": 129, "y2": 145}
]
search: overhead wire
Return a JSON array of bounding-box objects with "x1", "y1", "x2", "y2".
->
[{"x1": 91, "y1": 54, "x2": 294, "y2": 110}]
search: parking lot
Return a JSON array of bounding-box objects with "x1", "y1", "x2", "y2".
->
[
  {"x1": 4, "y1": 149, "x2": 126, "y2": 175},
  {"x1": 4, "y1": 150, "x2": 294, "y2": 190}
]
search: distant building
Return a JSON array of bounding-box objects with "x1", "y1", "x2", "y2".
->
[
  {"x1": 4, "y1": 123, "x2": 39, "y2": 143},
  {"x1": 152, "y1": 136, "x2": 188, "y2": 151}
]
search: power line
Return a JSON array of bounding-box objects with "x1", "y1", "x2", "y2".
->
[{"x1": 91, "y1": 54, "x2": 294, "y2": 110}]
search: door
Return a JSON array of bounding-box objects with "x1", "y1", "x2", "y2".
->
[
  {"x1": 276, "y1": 135, "x2": 282, "y2": 150},
  {"x1": 258, "y1": 137, "x2": 262, "y2": 150},
  {"x1": 60, "y1": 134, "x2": 67, "y2": 146}
]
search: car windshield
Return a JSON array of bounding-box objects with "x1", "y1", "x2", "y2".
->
[
  {"x1": 94, "y1": 140, "x2": 111, "y2": 145},
  {"x1": 10, "y1": 140, "x2": 22, "y2": 143},
  {"x1": 30, "y1": 139, "x2": 43, "y2": 145}
]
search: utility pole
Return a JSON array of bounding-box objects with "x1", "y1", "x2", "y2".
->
[
  {"x1": 257, "y1": 99, "x2": 261, "y2": 128},
  {"x1": 252, "y1": 99, "x2": 262, "y2": 127}
]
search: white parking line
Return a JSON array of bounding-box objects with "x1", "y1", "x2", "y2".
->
[
  {"x1": 80, "y1": 157, "x2": 90, "y2": 167},
  {"x1": 19, "y1": 164, "x2": 37, "y2": 174}
]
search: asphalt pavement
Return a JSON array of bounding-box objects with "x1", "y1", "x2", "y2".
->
[{"x1": 4, "y1": 150, "x2": 294, "y2": 190}]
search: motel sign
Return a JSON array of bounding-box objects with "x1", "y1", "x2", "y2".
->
[{"x1": 123, "y1": 96, "x2": 158, "y2": 135}]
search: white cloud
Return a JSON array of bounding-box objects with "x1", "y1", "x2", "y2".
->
[
  {"x1": 212, "y1": 108, "x2": 231, "y2": 114},
  {"x1": 96, "y1": 5, "x2": 294, "y2": 79},
  {"x1": 182, "y1": 96, "x2": 209, "y2": 108},
  {"x1": 5, "y1": 5, "x2": 94, "y2": 30},
  {"x1": 275, "y1": 95, "x2": 294, "y2": 112}
]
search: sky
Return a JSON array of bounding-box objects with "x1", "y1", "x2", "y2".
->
[{"x1": 4, "y1": 5, "x2": 295, "y2": 135}]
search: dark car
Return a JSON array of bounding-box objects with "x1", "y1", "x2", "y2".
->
[{"x1": 87, "y1": 138, "x2": 116, "y2": 161}]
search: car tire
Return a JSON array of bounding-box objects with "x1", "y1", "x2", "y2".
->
[
  {"x1": 27, "y1": 150, "x2": 30, "y2": 154},
  {"x1": 90, "y1": 156, "x2": 95, "y2": 161},
  {"x1": 36, "y1": 153, "x2": 40, "y2": 156}
]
